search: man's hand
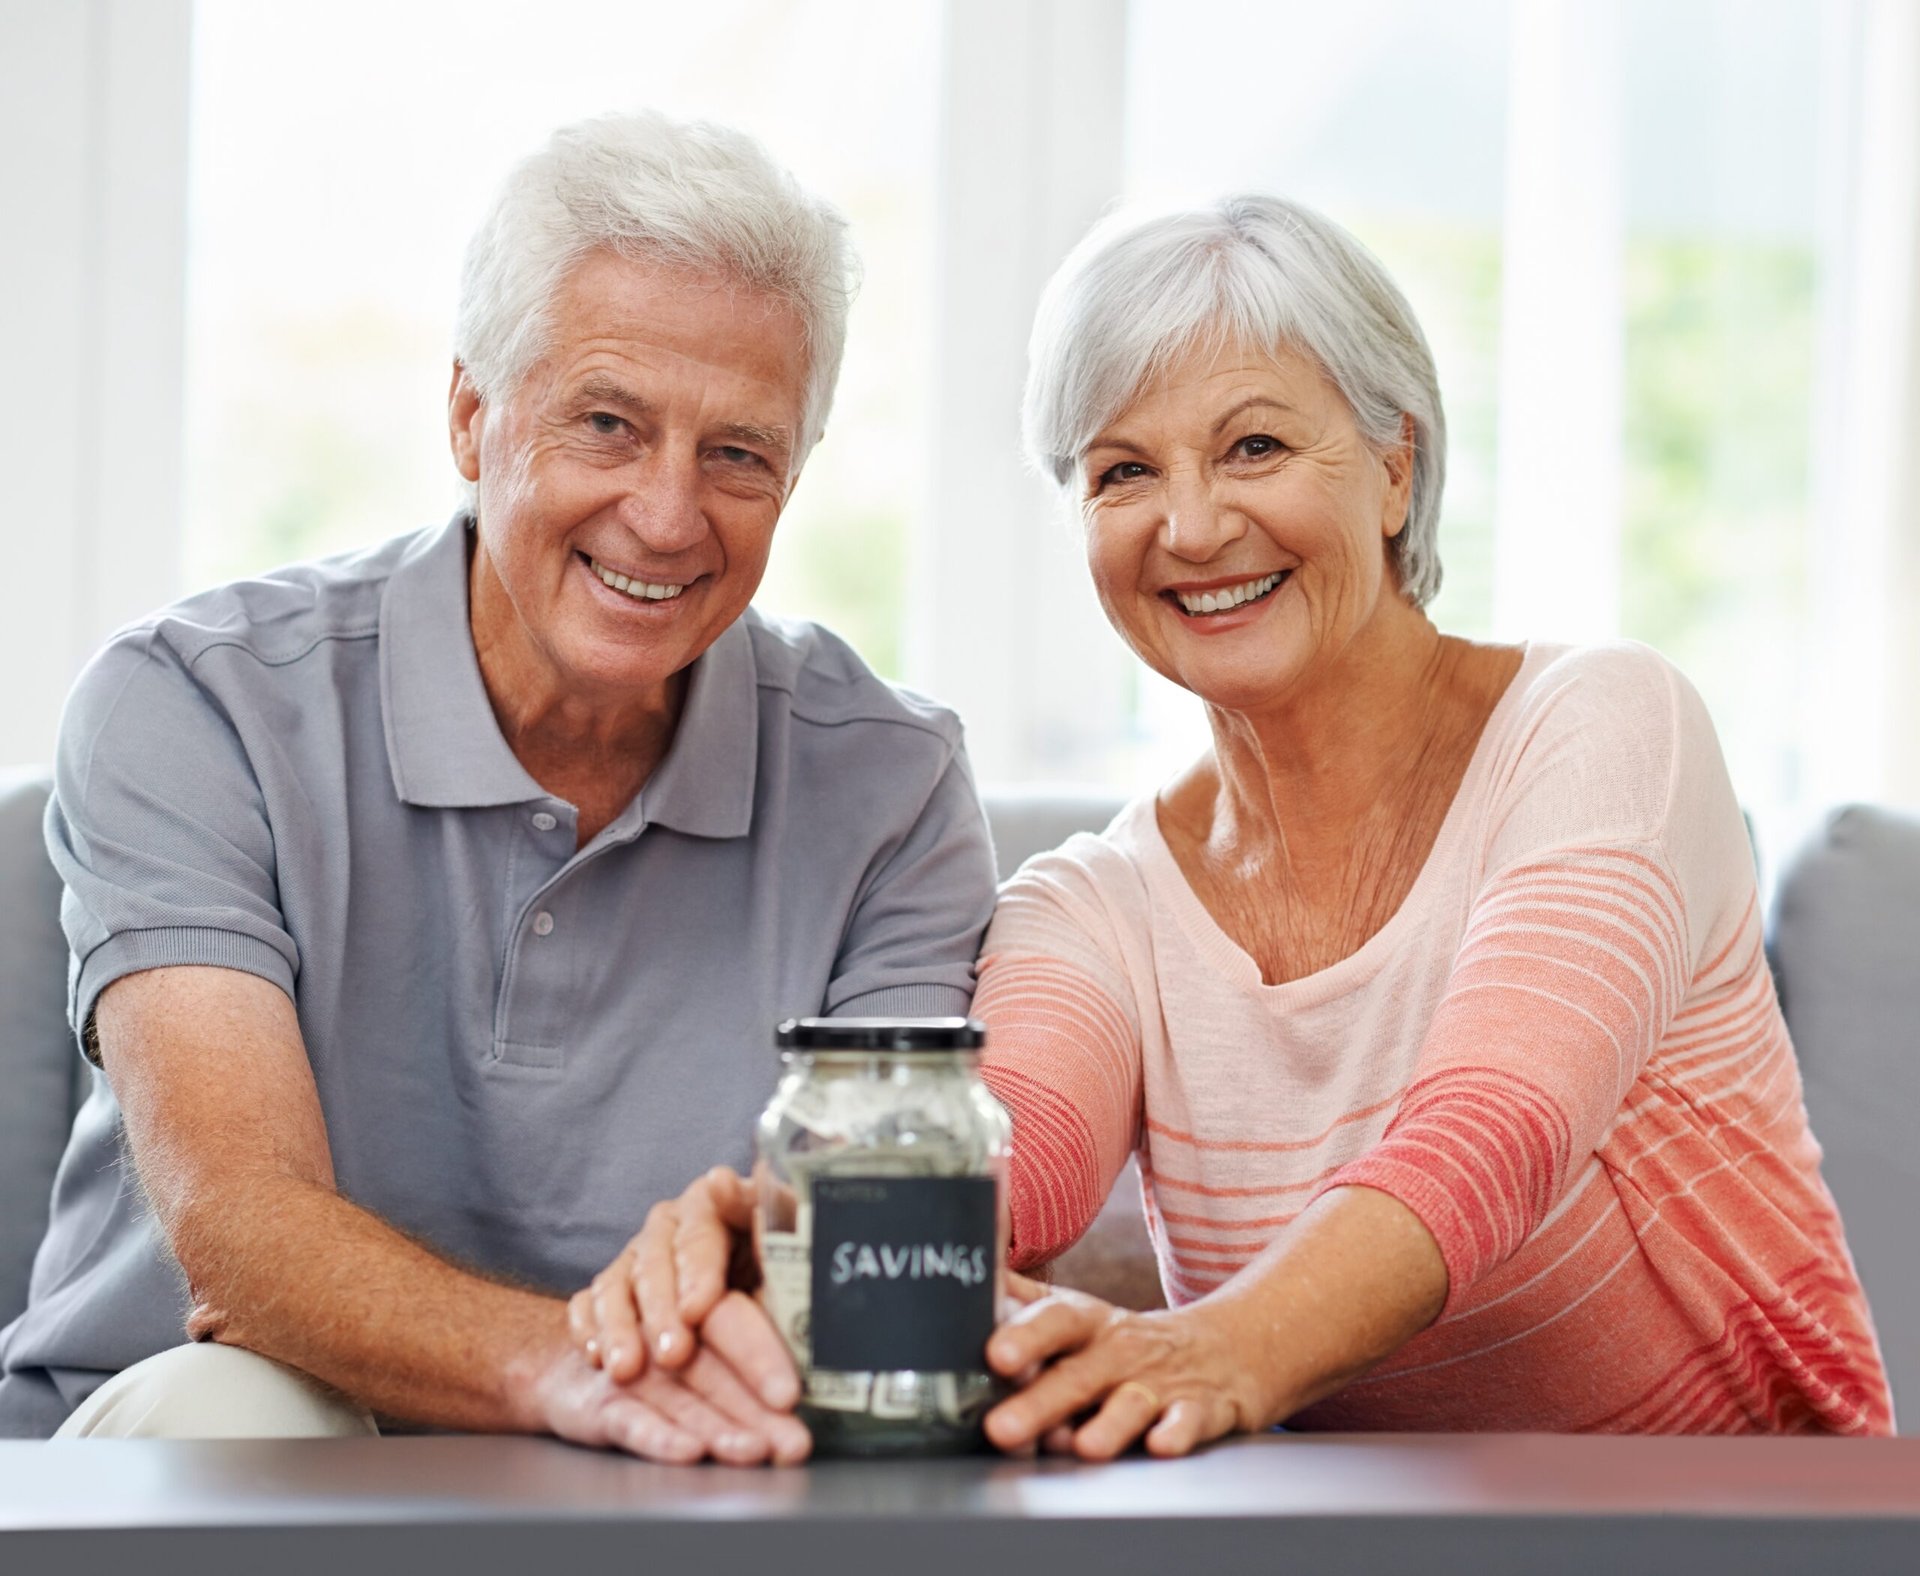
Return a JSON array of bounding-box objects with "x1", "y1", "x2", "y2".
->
[
  {"x1": 569, "y1": 1166, "x2": 798, "y2": 1413},
  {"x1": 97, "y1": 967, "x2": 807, "y2": 1460},
  {"x1": 523, "y1": 1316, "x2": 810, "y2": 1465}
]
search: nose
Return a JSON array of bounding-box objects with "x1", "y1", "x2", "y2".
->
[
  {"x1": 613, "y1": 450, "x2": 708, "y2": 557},
  {"x1": 1161, "y1": 462, "x2": 1246, "y2": 563}
]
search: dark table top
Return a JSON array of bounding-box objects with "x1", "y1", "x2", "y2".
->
[{"x1": 4, "y1": 1432, "x2": 1919, "y2": 1575}]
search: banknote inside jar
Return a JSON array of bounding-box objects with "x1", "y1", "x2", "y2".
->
[{"x1": 755, "y1": 1025, "x2": 1010, "y2": 1453}]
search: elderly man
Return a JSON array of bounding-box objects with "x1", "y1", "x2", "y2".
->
[{"x1": 0, "y1": 112, "x2": 995, "y2": 1458}]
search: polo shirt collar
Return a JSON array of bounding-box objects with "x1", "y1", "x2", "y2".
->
[
  {"x1": 379, "y1": 514, "x2": 758, "y2": 837},
  {"x1": 381, "y1": 516, "x2": 544, "y2": 809},
  {"x1": 630, "y1": 613, "x2": 757, "y2": 840}
]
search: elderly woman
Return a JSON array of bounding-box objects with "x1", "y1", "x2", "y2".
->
[{"x1": 576, "y1": 195, "x2": 1892, "y2": 1449}]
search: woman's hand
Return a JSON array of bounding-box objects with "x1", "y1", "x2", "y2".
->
[
  {"x1": 982, "y1": 1288, "x2": 1275, "y2": 1460},
  {"x1": 984, "y1": 1188, "x2": 1448, "y2": 1459}
]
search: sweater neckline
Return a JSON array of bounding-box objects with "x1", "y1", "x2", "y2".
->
[{"x1": 1123, "y1": 642, "x2": 1545, "y2": 1008}]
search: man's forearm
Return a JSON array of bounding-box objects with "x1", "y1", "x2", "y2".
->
[{"x1": 175, "y1": 1171, "x2": 565, "y2": 1430}]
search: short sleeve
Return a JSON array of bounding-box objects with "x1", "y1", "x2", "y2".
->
[
  {"x1": 47, "y1": 631, "x2": 298, "y2": 1057},
  {"x1": 824, "y1": 745, "x2": 997, "y2": 1018}
]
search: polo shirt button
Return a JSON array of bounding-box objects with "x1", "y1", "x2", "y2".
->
[
  {"x1": 532, "y1": 911, "x2": 555, "y2": 936},
  {"x1": 531, "y1": 811, "x2": 557, "y2": 832}
]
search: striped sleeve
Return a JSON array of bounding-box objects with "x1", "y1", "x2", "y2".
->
[
  {"x1": 1324, "y1": 841, "x2": 1689, "y2": 1313},
  {"x1": 1322, "y1": 644, "x2": 1721, "y2": 1314},
  {"x1": 973, "y1": 843, "x2": 1145, "y2": 1270}
]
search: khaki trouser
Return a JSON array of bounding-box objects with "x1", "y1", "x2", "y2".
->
[{"x1": 55, "y1": 1343, "x2": 377, "y2": 1439}]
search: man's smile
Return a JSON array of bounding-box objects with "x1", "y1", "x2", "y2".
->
[{"x1": 583, "y1": 552, "x2": 689, "y2": 602}]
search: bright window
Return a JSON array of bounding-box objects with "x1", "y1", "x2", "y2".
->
[{"x1": 170, "y1": 0, "x2": 1887, "y2": 833}]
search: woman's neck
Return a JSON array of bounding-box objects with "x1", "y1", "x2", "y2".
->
[
  {"x1": 1157, "y1": 605, "x2": 1523, "y2": 983},
  {"x1": 1195, "y1": 601, "x2": 1465, "y2": 853}
]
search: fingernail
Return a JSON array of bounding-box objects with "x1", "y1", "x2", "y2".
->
[
  {"x1": 762, "y1": 1376, "x2": 798, "y2": 1409},
  {"x1": 656, "y1": 1331, "x2": 678, "y2": 1360},
  {"x1": 719, "y1": 1432, "x2": 756, "y2": 1456},
  {"x1": 584, "y1": 1338, "x2": 600, "y2": 1364},
  {"x1": 607, "y1": 1346, "x2": 626, "y2": 1371}
]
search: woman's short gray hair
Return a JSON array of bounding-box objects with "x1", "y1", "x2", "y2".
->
[
  {"x1": 1023, "y1": 195, "x2": 1446, "y2": 607},
  {"x1": 455, "y1": 110, "x2": 857, "y2": 454}
]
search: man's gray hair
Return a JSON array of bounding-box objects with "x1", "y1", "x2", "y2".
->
[
  {"x1": 455, "y1": 110, "x2": 857, "y2": 454},
  {"x1": 1023, "y1": 195, "x2": 1446, "y2": 607}
]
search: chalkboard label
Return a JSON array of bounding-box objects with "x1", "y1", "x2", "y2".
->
[{"x1": 809, "y1": 1175, "x2": 997, "y2": 1372}]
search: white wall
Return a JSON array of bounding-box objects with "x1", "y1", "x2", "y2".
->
[{"x1": 0, "y1": 0, "x2": 190, "y2": 770}]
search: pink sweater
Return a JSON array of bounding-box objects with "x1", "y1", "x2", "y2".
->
[{"x1": 976, "y1": 643, "x2": 1893, "y2": 1434}]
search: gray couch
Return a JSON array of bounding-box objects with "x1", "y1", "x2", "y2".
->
[{"x1": 3, "y1": 772, "x2": 1915, "y2": 1427}]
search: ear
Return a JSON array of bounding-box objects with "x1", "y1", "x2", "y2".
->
[
  {"x1": 1381, "y1": 411, "x2": 1416, "y2": 540},
  {"x1": 448, "y1": 362, "x2": 484, "y2": 484}
]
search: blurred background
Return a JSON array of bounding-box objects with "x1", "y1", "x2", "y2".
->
[{"x1": 3, "y1": 0, "x2": 1917, "y2": 875}]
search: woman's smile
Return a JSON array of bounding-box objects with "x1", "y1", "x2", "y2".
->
[{"x1": 1161, "y1": 568, "x2": 1292, "y2": 631}]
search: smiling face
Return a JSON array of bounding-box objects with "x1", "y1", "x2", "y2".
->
[
  {"x1": 1077, "y1": 339, "x2": 1415, "y2": 717},
  {"x1": 449, "y1": 250, "x2": 809, "y2": 715}
]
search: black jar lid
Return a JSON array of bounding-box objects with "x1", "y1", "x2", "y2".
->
[{"x1": 776, "y1": 1016, "x2": 987, "y2": 1052}]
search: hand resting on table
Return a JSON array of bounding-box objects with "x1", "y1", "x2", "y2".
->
[{"x1": 572, "y1": 1165, "x2": 1447, "y2": 1460}]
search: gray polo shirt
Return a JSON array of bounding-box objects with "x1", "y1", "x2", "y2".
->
[{"x1": 0, "y1": 516, "x2": 995, "y2": 1436}]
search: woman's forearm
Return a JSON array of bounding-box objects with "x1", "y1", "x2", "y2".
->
[{"x1": 1200, "y1": 1183, "x2": 1448, "y2": 1425}]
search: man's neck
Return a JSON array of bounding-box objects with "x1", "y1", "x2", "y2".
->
[{"x1": 468, "y1": 549, "x2": 689, "y2": 842}]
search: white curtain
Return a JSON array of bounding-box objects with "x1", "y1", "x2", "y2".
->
[{"x1": 1806, "y1": 0, "x2": 1920, "y2": 811}]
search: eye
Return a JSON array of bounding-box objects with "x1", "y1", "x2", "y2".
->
[
  {"x1": 1093, "y1": 460, "x2": 1152, "y2": 492},
  {"x1": 1232, "y1": 434, "x2": 1283, "y2": 462},
  {"x1": 712, "y1": 444, "x2": 764, "y2": 468},
  {"x1": 586, "y1": 411, "x2": 626, "y2": 436}
]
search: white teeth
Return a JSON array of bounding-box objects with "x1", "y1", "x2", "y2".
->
[
  {"x1": 590, "y1": 558, "x2": 685, "y2": 601},
  {"x1": 1175, "y1": 572, "x2": 1283, "y2": 616}
]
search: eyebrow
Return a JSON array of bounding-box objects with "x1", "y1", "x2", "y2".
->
[
  {"x1": 571, "y1": 374, "x2": 796, "y2": 457},
  {"x1": 1210, "y1": 396, "x2": 1297, "y2": 436},
  {"x1": 1083, "y1": 395, "x2": 1302, "y2": 462},
  {"x1": 573, "y1": 373, "x2": 653, "y2": 416},
  {"x1": 715, "y1": 419, "x2": 795, "y2": 454},
  {"x1": 568, "y1": 374, "x2": 794, "y2": 454}
]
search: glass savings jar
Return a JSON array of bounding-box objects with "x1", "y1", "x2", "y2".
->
[{"x1": 755, "y1": 1017, "x2": 1012, "y2": 1457}]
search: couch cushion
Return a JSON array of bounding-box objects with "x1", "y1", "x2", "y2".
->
[
  {"x1": 981, "y1": 786, "x2": 1128, "y2": 883},
  {"x1": 1770, "y1": 804, "x2": 1920, "y2": 1431},
  {"x1": 0, "y1": 769, "x2": 77, "y2": 1328}
]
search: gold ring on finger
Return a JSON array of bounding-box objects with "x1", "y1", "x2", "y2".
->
[{"x1": 1113, "y1": 1379, "x2": 1163, "y2": 1413}]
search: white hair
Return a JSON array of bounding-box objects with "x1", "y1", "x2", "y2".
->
[
  {"x1": 1023, "y1": 195, "x2": 1447, "y2": 607},
  {"x1": 455, "y1": 110, "x2": 857, "y2": 454}
]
